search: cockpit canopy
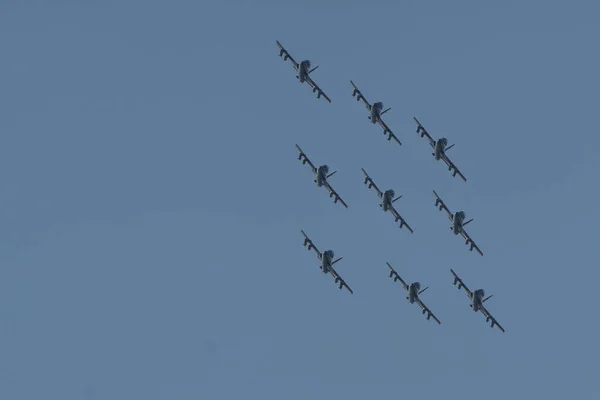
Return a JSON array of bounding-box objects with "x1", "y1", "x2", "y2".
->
[
  {"x1": 475, "y1": 288, "x2": 485, "y2": 297},
  {"x1": 374, "y1": 101, "x2": 384, "y2": 110},
  {"x1": 456, "y1": 211, "x2": 466, "y2": 220},
  {"x1": 324, "y1": 250, "x2": 334, "y2": 259},
  {"x1": 438, "y1": 138, "x2": 448, "y2": 147},
  {"x1": 386, "y1": 189, "x2": 395, "y2": 198},
  {"x1": 412, "y1": 282, "x2": 421, "y2": 291},
  {"x1": 301, "y1": 60, "x2": 311, "y2": 69},
  {"x1": 320, "y1": 164, "x2": 329, "y2": 173}
]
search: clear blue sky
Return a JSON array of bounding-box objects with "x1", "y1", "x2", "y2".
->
[{"x1": 1, "y1": 1, "x2": 599, "y2": 399}]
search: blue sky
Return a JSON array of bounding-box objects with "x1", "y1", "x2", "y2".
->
[{"x1": 1, "y1": 1, "x2": 599, "y2": 399}]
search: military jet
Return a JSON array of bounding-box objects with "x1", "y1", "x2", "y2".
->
[
  {"x1": 414, "y1": 117, "x2": 466, "y2": 182},
  {"x1": 361, "y1": 168, "x2": 414, "y2": 233},
  {"x1": 296, "y1": 144, "x2": 348, "y2": 208},
  {"x1": 276, "y1": 40, "x2": 331, "y2": 103},
  {"x1": 433, "y1": 190, "x2": 483, "y2": 255},
  {"x1": 300, "y1": 230, "x2": 353, "y2": 294},
  {"x1": 451, "y1": 269, "x2": 505, "y2": 332},
  {"x1": 350, "y1": 80, "x2": 401, "y2": 145},
  {"x1": 386, "y1": 262, "x2": 441, "y2": 324}
]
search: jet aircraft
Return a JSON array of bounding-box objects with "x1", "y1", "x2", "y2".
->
[
  {"x1": 301, "y1": 230, "x2": 353, "y2": 294},
  {"x1": 276, "y1": 40, "x2": 331, "y2": 103},
  {"x1": 296, "y1": 144, "x2": 348, "y2": 208},
  {"x1": 361, "y1": 168, "x2": 414, "y2": 233},
  {"x1": 432, "y1": 190, "x2": 483, "y2": 255},
  {"x1": 414, "y1": 117, "x2": 467, "y2": 182},
  {"x1": 350, "y1": 80, "x2": 401, "y2": 145},
  {"x1": 386, "y1": 262, "x2": 441, "y2": 324},
  {"x1": 451, "y1": 269, "x2": 505, "y2": 332}
]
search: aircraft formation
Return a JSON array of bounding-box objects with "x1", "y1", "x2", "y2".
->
[{"x1": 277, "y1": 40, "x2": 505, "y2": 333}]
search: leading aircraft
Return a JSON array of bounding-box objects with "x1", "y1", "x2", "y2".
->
[
  {"x1": 301, "y1": 230, "x2": 353, "y2": 294},
  {"x1": 414, "y1": 117, "x2": 467, "y2": 182},
  {"x1": 276, "y1": 40, "x2": 332, "y2": 103},
  {"x1": 450, "y1": 269, "x2": 505, "y2": 332},
  {"x1": 350, "y1": 80, "x2": 401, "y2": 146},
  {"x1": 361, "y1": 168, "x2": 414, "y2": 233},
  {"x1": 386, "y1": 262, "x2": 441, "y2": 324},
  {"x1": 433, "y1": 190, "x2": 483, "y2": 255},
  {"x1": 296, "y1": 144, "x2": 348, "y2": 208}
]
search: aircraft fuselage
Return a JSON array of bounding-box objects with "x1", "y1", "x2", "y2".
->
[
  {"x1": 322, "y1": 250, "x2": 334, "y2": 274},
  {"x1": 298, "y1": 60, "x2": 309, "y2": 83},
  {"x1": 434, "y1": 139, "x2": 446, "y2": 160},
  {"x1": 370, "y1": 102, "x2": 382, "y2": 124},
  {"x1": 382, "y1": 189, "x2": 394, "y2": 212},
  {"x1": 472, "y1": 289, "x2": 484, "y2": 312},
  {"x1": 316, "y1": 165, "x2": 328, "y2": 187},
  {"x1": 408, "y1": 282, "x2": 420, "y2": 304},
  {"x1": 452, "y1": 211, "x2": 465, "y2": 235}
]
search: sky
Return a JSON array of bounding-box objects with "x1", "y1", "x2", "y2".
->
[{"x1": 1, "y1": 0, "x2": 599, "y2": 399}]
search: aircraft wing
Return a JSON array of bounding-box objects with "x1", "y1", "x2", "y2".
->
[
  {"x1": 328, "y1": 264, "x2": 354, "y2": 294},
  {"x1": 301, "y1": 230, "x2": 322, "y2": 260},
  {"x1": 441, "y1": 155, "x2": 467, "y2": 182},
  {"x1": 350, "y1": 80, "x2": 372, "y2": 110},
  {"x1": 377, "y1": 118, "x2": 402, "y2": 146},
  {"x1": 305, "y1": 75, "x2": 332, "y2": 103},
  {"x1": 459, "y1": 229, "x2": 484, "y2": 256},
  {"x1": 450, "y1": 269, "x2": 474, "y2": 300},
  {"x1": 361, "y1": 168, "x2": 383, "y2": 198},
  {"x1": 295, "y1": 144, "x2": 317, "y2": 174},
  {"x1": 413, "y1": 117, "x2": 436, "y2": 147},
  {"x1": 389, "y1": 205, "x2": 414, "y2": 233},
  {"x1": 323, "y1": 181, "x2": 349, "y2": 208},
  {"x1": 415, "y1": 298, "x2": 442, "y2": 325},
  {"x1": 479, "y1": 305, "x2": 505, "y2": 332},
  {"x1": 276, "y1": 40, "x2": 299, "y2": 70},
  {"x1": 385, "y1": 262, "x2": 409, "y2": 291},
  {"x1": 432, "y1": 190, "x2": 453, "y2": 221}
]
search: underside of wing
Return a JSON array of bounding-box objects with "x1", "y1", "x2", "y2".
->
[
  {"x1": 378, "y1": 119, "x2": 402, "y2": 146},
  {"x1": 480, "y1": 307, "x2": 505, "y2": 332},
  {"x1": 276, "y1": 40, "x2": 299, "y2": 69},
  {"x1": 328, "y1": 265, "x2": 353, "y2": 294},
  {"x1": 301, "y1": 230, "x2": 322, "y2": 259},
  {"x1": 386, "y1": 262, "x2": 409, "y2": 291},
  {"x1": 391, "y1": 208, "x2": 414, "y2": 233},
  {"x1": 361, "y1": 169, "x2": 383, "y2": 198},
  {"x1": 442, "y1": 155, "x2": 467, "y2": 182},
  {"x1": 306, "y1": 77, "x2": 332, "y2": 103},
  {"x1": 413, "y1": 117, "x2": 436, "y2": 146},
  {"x1": 461, "y1": 230, "x2": 484, "y2": 256},
  {"x1": 324, "y1": 182, "x2": 349, "y2": 208},
  {"x1": 295, "y1": 144, "x2": 317, "y2": 172},
  {"x1": 350, "y1": 80, "x2": 371, "y2": 108},
  {"x1": 417, "y1": 299, "x2": 441, "y2": 324},
  {"x1": 432, "y1": 190, "x2": 453, "y2": 220},
  {"x1": 450, "y1": 269, "x2": 473, "y2": 299}
]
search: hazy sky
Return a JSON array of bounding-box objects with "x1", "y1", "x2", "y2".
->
[{"x1": 1, "y1": 1, "x2": 599, "y2": 399}]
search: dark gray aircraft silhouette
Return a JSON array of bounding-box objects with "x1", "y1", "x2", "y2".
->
[
  {"x1": 276, "y1": 40, "x2": 331, "y2": 103},
  {"x1": 451, "y1": 269, "x2": 505, "y2": 332},
  {"x1": 301, "y1": 230, "x2": 353, "y2": 294},
  {"x1": 350, "y1": 80, "x2": 401, "y2": 145},
  {"x1": 414, "y1": 117, "x2": 467, "y2": 182},
  {"x1": 433, "y1": 190, "x2": 483, "y2": 255},
  {"x1": 296, "y1": 144, "x2": 348, "y2": 208},
  {"x1": 387, "y1": 262, "x2": 441, "y2": 324},
  {"x1": 362, "y1": 168, "x2": 414, "y2": 233}
]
